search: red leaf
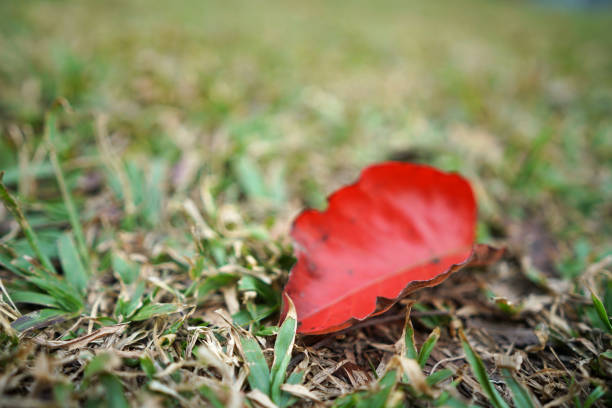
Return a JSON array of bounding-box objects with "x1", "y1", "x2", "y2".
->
[{"x1": 282, "y1": 162, "x2": 492, "y2": 335}]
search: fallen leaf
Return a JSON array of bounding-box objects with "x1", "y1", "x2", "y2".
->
[{"x1": 282, "y1": 162, "x2": 498, "y2": 334}]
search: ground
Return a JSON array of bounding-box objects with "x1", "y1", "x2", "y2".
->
[{"x1": 0, "y1": 0, "x2": 611, "y2": 407}]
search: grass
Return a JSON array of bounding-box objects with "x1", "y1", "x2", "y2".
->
[{"x1": 1, "y1": 0, "x2": 612, "y2": 406}]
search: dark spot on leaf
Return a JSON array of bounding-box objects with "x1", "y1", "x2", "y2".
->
[
  {"x1": 306, "y1": 260, "x2": 320, "y2": 278},
  {"x1": 431, "y1": 257, "x2": 440, "y2": 264},
  {"x1": 321, "y1": 233, "x2": 329, "y2": 242},
  {"x1": 347, "y1": 269, "x2": 354, "y2": 276}
]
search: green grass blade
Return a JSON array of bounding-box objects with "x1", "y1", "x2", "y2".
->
[
  {"x1": 45, "y1": 113, "x2": 90, "y2": 271},
  {"x1": 426, "y1": 368, "x2": 454, "y2": 386},
  {"x1": 1, "y1": 163, "x2": 54, "y2": 186},
  {"x1": 361, "y1": 370, "x2": 397, "y2": 408},
  {"x1": 131, "y1": 303, "x2": 180, "y2": 321},
  {"x1": 0, "y1": 250, "x2": 28, "y2": 277},
  {"x1": 197, "y1": 273, "x2": 239, "y2": 300},
  {"x1": 240, "y1": 336, "x2": 271, "y2": 395},
  {"x1": 331, "y1": 372, "x2": 398, "y2": 408},
  {"x1": 500, "y1": 368, "x2": 537, "y2": 408},
  {"x1": 270, "y1": 296, "x2": 297, "y2": 404},
  {"x1": 53, "y1": 383, "x2": 73, "y2": 407},
  {"x1": 199, "y1": 385, "x2": 225, "y2": 408},
  {"x1": 139, "y1": 356, "x2": 156, "y2": 379},
  {"x1": 278, "y1": 371, "x2": 305, "y2": 408},
  {"x1": 8, "y1": 290, "x2": 62, "y2": 308},
  {"x1": 84, "y1": 353, "x2": 115, "y2": 379},
  {"x1": 590, "y1": 291, "x2": 612, "y2": 334},
  {"x1": 112, "y1": 253, "x2": 140, "y2": 285},
  {"x1": 100, "y1": 374, "x2": 129, "y2": 408},
  {"x1": 583, "y1": 385, "x2": 605, "y2": 408},
  {"x1": 3, "y1": 241, "x2": 84, "y2": 312},
  {"x1": 143, "y1": 159, "x2": 166, "y2": 227},
  {"x1": 27, "y1": 275, "x2": 83, "y2": 311},
  {"x1": 233, "y1": 155, "x2": 269, "y2": 201},
  {"x1": 459, "y1": 330, "x2": 510, "y2": 408},
  {"x1": 400, "y1": 304, "x2": 418, "y2": 383},
  {"x1": 11, "y1": 308, "x2": 74, "y2": 332},
  {"x1": 0, "y1": 173, "x2": 57, "y2": 274},
  {"x1": 58, "y1": 232, "x2": 88, "y2": 295},
  {"x1": 418, "y1": 327, "x2": 440, "y2": 368},
  {"x1": 115, "y1": 280, "x2": 145, "y2": 319},
  {"x1": 403, "y1": 305, "x2": 418, "y2": 360},
  {"x1": 435, "y1": 391, "x2": 475, "y2": 408},
  {"x1": 238, "y1": 275, "x2": 279, "y2": 305}
]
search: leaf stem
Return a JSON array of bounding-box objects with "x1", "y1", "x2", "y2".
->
[
  {"x1": 0, "y1": 172, "x2": 57, "y2": 274},
  {"x1": 45, "y1": 113, "x2": 91, "y2": 272}
]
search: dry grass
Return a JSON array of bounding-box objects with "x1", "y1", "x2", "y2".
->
[{"x1": 1, "y1": 0, "x2": 611, "y2": 406}]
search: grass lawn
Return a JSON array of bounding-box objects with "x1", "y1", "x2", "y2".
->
[{"x1": 1, "y1": 0, "x2": 611, "y2": 406}]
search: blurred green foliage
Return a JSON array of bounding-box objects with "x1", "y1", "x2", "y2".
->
[{"x1": 0, "y1": 0, "x2": 611, "y2": 406}]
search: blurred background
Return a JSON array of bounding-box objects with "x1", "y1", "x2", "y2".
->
[{"x1": 1, "y1": 0, "x2": 611, "y2": 272}]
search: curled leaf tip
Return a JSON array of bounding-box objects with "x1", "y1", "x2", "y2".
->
[{"x1": 283, "y1": 292, "x2": 297, "y2": 321}]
